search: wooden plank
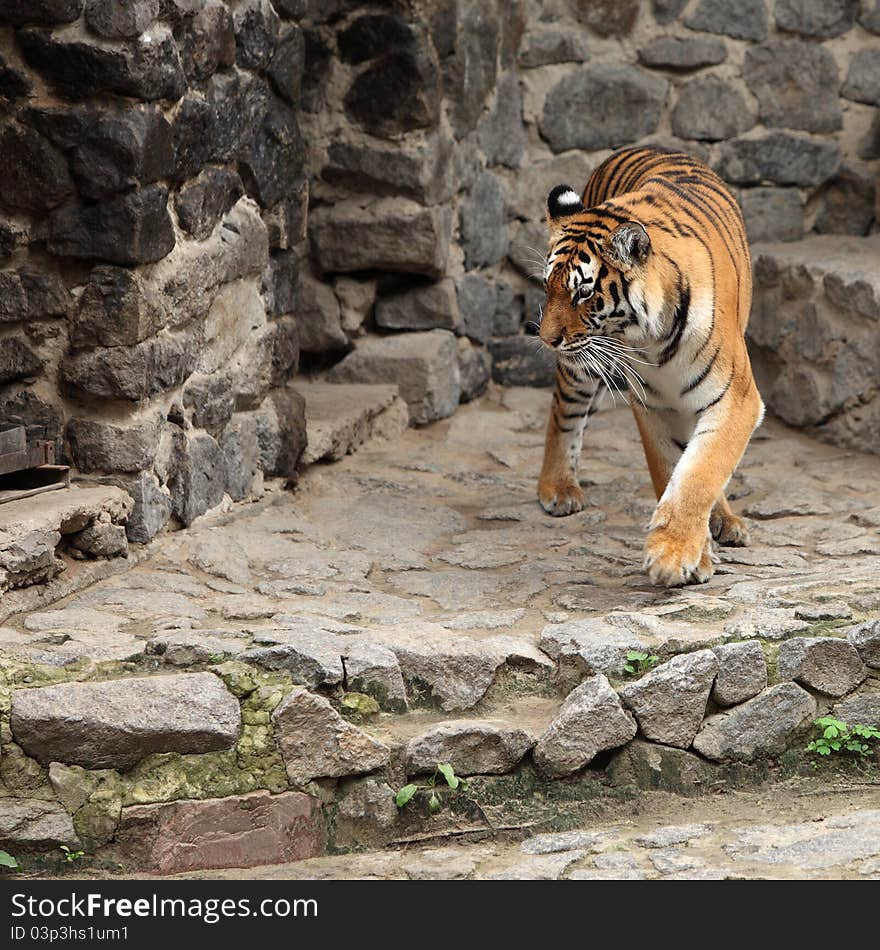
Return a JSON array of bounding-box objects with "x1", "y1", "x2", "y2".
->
[{"x1": 0, "y1": 442, "x2": 54, "y2": 476}]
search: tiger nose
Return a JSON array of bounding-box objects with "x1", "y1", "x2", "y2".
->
[{"x1": 547, "y1": 334, "x2": 564, "y2": 348}]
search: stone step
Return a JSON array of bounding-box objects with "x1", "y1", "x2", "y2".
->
[
  {"x1": 297, "y1": 381, "x2": 409, "y2": 465},
  {"x1": 750, "y1": 234, "x2": 880, "y2": 453},
  {"x1": 0, "y1": 484, "x2": 134, "y2": 620}
]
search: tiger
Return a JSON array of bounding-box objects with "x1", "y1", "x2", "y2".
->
[{"x1": 536, "y1": 145, "x2": 765, "y2": 588}]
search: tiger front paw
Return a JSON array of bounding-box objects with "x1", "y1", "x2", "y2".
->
[
  {"x1": 538, "y1": 478, "x2": 585, "y2": 517},
  {"x1": 710, "y1": 509, "x2": 750, "y2": 547},
  {"x1": 644, "y1": 526, "x2": 715, "y2": 587}
]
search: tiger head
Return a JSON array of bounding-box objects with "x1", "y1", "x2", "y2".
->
[{"x1": 539, "y1": 184, "x2": 651, "y2": 356}]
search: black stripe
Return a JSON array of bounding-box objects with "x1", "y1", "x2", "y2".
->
[
  {"x1": 657, "y1": 283, "x2": 690, "y2": 366},
  {"x1": 695, "y1": 367, "x2": 735, "y2": 414},
  {"x1": 681, "y1": 345, "x2": 720, "y2": 395}
]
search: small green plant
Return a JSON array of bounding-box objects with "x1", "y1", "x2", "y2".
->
[
  {"x1": 60, "y1": 845, "x2": 86, "y2": 863},
  {"x1": 0, "y1": 850, "x2": 19, "y2": 871},
  {"x1": 623, "y1": 651, "x2": 659, "y2": 676},
  {"x1": 806, "y1": 716, "x2": 880, "y2": 760},
  {"x1": 395, "y1": 764, "x2": 468, "y2": 815}
]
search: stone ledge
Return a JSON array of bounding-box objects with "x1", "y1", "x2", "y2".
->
[
  {"x1": 0, "y1": 484, "x2": 134, "y2": 602},
  {"x1": 298, "y1": 381, "x2": 408, "y2": 465}
]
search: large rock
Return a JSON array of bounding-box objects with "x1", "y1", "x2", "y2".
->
[
  {"x1": 297, "y1": 381, "x2": 404, "y2": 465},
  {"x1": 749, "y1": 233, "x2": 880, "y2": 450},
  {"x1": 18, "y1": 24, "x2": 186, "y2": 101},
  {"x1": 744, "y1": 40, "x2": 842, "y2": 133},
  {"x1": 619, "y1": 650, "x2": 718, "y2": 748},
  {"x1": 220, "y1": 414, "x2": 261, "y2": 500},
  {"x1": 460, "y1": 172, "x2": 508, "y2": 269},
  {"x1": 444, "y1": 0, "x2": 500, "y2": 136},
  {"x1": 71, "y1": 265, "x2": 165, "y2": 348},
  {"x1": 11, "y1": 673, "x2": 241, "y2": 769},
  {"x1": 715, "y1": 133, "x2": 840, "y2": 187},
  {"x1": 167, "y1": 431, "x2": 227, "y2": 525},
  {"x1": 296, "y1": 275, "x2": 347, "y2": 353},
  {"x1": 406, "y1": 721, "x2": 534, "y2": 776},
  {"x1": 240, "y1": 96, "x2": 306, "y2": 208},
  {"x1": 457, "y1": 338, "x2": 491, "y2": 403},
  {"x1": 740, "y1": 188, "x2": 803, "y2": 243},
  {"x1": 814, "y1": 164, "x2": 876, "y2": 237},
  {"x1": 477, "y1": 71, "x2": 526, "y2": 169},
  {"x1": 570, "y1": 0, "x2": 639, "y2": 35},
  {"x1": 832, "y1": 692, "x2": 880, "y2": 729},
  {"x1": 327, "y1": 330, "x2": 460, "y2": 426},
  {"x1": 842, "y1": 50, "x2": 880, "y2": 107},
  {"x1": 0, "y1": 0, "x2": 83, "y2": 25},
  {"x1": 310, "y1": 198, "x2": 451, "y2": 279},
  {"x1": 518, "y1": 26, "x2": 589, "y2": 68},
  {"x1": 672, "y1": 75, "x2": 754, "y2": 141},
  {"x1": 344, "y1": 38, "x2": 440, "y2": 136},
  {"x1": 175, "y1": 166, "x2": 243, "y2": 240},
  {"x1": 322, "y1": 134, "x2": 453, "y2": 205},
  {"x1": 0, "y1": 269, "x2": 68, "y2": 323},
  {"x1": 0, "y1": 799, "x2": 79, "y2": 854},
  {"x1": 376, "y1": 279, "x2": 460, "y2": 332},
  {"x1": 0, "y1": 121, "x2": 74, "y2": 212},
  {"x1": 684, "y1": 0, "x2": 769, "y2": 39},
  {"x1": 456, "y1": 273, "x2": 497, "y2": 344},
  {"x1": 638, "y1": 35, "x2": 726, "y2": 70},
  {"x1": 541, "y1": 66, "x2": 667, "y2": 152},
  {"x1": 66, "y1": 415, "x2": 161, "y2": 473},
  {"x1": 28, "y1": 105, "x2": 174, "y2": 200},
  {"x1": 176, "y1": 0, "x2": 235, "y2": 80},
  {"x1": 692, "y1": 683, "x2": 817, "y2": 762},
  {"x1": 711, "y1": 641, "x2": 767, "y2": 706},
  {"x1": 118, "y1": 471, "x2": 172, "y2": 542},
  {"x1": 344, "y1": 641, "x2": 408, "y2": 713},
  {"x1": 109, "y1": 791, "x2": 324, "y2": 874},
  {"x1": 268, "y1": 23, "x2": 304, "y2": 103},
  {"x1": 778, "y1": 637, "x2": 867, "y2": 697},
  {"x1": 62, "y1": 332, "x2": 196, "y2": 401},
  {"x1": 372, "y1": 627, "x2": 551, "y2": 712},
  {"x1": 47, "y1": 185, "x2": 175, "y2": 264},
  {"x1": 488, "y1": 337, "x2": 556, "y2": 387},
  {"x1": 540, "y1": 619, "x2": 652, "y2": 677},
  {"x1": 847, "y1": 620, "x2": 880, "y2": 668},
  {"x1": 534, "y1": 675, "x2": 637, "y2": 778},
  {"x1": 272, "y1": 687, "x2": 390, "y2": 786},
  {"x1": 775, "y1": 0, "x2": 859, "y2": 38},
  {"x1": 233, "y1": 0, "x2": 280, "y2": 71},
  {"x1": 85, "y1": 0, "x2": 160, "y2": 38},
  {"x1": 0, "y1": 337, "x2": 43, "y2": 383}
]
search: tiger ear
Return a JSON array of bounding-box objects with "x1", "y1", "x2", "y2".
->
[
  {"x1": 605, "y1": 222, "x2": 651, "y2": 269},
  {"x1": 547, "y1": 184, "x2": 584, "y2": 225}
]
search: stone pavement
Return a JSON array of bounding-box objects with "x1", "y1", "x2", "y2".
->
[
  {"x1": 178, "y1": 787, "x2": 880, "y2": 881},
  {"x1": 2, "y1": 386, "x2": 879, "y2": 876}
]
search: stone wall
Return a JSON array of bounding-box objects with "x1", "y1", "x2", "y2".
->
[
  {"x1": 298, "y1": 0, "x2": 880, "y2": 416},
  {"x1": 0, "y1": 0, "x2": 309, "y2": 542}
]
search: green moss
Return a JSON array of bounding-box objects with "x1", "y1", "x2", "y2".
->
[{"x1": 119, "y1": 664, "x2": 295, "y2": 805}]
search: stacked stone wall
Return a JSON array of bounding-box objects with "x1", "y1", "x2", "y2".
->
[
  {"x1": 0, "y1": 0, "x2": 309, "y2": 542},
  {"x1": 299, "y1": 0, "x2": 880, "y2": 411}
]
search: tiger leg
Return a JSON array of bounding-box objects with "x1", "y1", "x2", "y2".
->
[
  {"x1": 631, "y1": 404, "x2": 717, "y2": 585},
  {"x1": 644, "y1": 382, "x2": 764, "y2": 587},
  {"x1": 538, "y1": 367, "x2": 599, "y2": 516}
]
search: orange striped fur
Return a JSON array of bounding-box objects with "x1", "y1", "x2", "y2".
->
[{"x1": 537, "y1": 146, "x2": 764, "y2": 587}]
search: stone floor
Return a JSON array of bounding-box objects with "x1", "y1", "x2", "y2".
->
[
  {"x1": 177, "y1": 786, "x2": 880, "y2": 881},
  {"x1": 3, "y1": 386, "x2": 880, "y2": 879}
]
